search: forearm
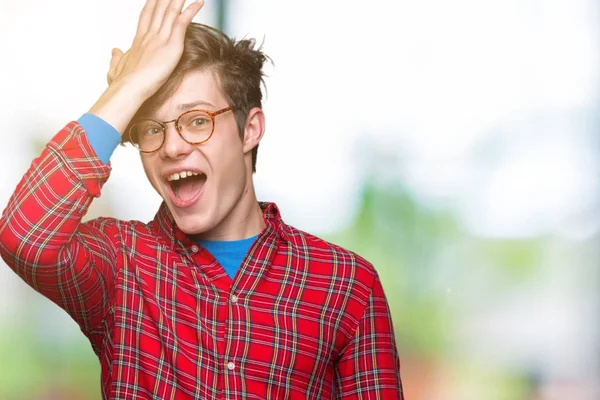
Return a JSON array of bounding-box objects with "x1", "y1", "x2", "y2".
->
[
  {"x1": 0, "y1": 122, "x2": 110, "y2": 263},
  {"x1": 0, "y1": 122, "x2": 116, "y2": 329},
  {"x1": 88, "y1": 77, "x2": 148, "y2": 135}
]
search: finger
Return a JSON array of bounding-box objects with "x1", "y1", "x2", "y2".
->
[
  {"x1": 149, "y1": 0, "x2": 173, "y2": 32},
  {"x1": 135, "y1": 0, "x2": 159, "y2": 37},
  {"x1": 172, "y1": 0, "x2": 204, "y2": 38},
  {"x1": 158, "y1": 0, "x2": 186, "y2": 35}
]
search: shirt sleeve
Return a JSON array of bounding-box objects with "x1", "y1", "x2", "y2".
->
[
  {"x1": 78, "y1": 113, "x2": 122, "y2": 164},
  {"x1": 334, "y1": 273, "x2": 404, "y2": 399},
  {"x1": 0, "y1": 121, "x2": 119, "y2": 334}
]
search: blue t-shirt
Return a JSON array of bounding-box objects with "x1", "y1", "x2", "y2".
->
[{"x1": 199, "y1": 235, "x2": 258, "y2": 279}]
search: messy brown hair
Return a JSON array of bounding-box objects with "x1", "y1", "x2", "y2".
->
[{"x1": 125, "y1": 23, "x2": 269, "y2": 172}]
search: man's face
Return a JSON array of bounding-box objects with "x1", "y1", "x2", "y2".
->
[{"x1": 139, "y1": 69, "x2": 249, "y2": 236}]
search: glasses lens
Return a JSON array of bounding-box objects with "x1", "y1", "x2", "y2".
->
[
  {"x1": 130, "y1": 120, "x2": 164, "y2": 152},
  {"x1": 179, "y1": 111, "x2": 213, "y2": 143}
]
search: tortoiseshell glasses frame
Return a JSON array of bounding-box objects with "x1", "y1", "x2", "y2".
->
[{"x1": 128, "y1": 106, "x2": 233, "y2": 153}]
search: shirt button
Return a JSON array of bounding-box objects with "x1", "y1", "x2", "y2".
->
[
  {"x1": 231, "y1": 295, "x2": 238, "y2": 304},
  {"x1": 227, "y1": 362, "x2": 235, "y2": 371},
  {"x1": 191, "y1": 245, "x2": 199, "y2": 253}
]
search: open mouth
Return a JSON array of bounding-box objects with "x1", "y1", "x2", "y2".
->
[{"x1": 167, "y1": 171, "x2": 207, "y2": 205}]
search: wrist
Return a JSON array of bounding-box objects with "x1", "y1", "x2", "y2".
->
[{"x1": 88, "y1": 78, "x2": 149, "y2": 136}]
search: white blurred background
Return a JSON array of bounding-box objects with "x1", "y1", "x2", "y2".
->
[{"x1": 0, "y1": 0, "x2": 598, "y2": 399}]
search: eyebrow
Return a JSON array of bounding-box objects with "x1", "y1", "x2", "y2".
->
[{"x1": 177, "y1": 100, "x2": 217, "y2": 111}]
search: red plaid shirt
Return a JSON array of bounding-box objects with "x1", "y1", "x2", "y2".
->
[{"x1": 0, "y1": 122, "x2": 403, "y2": 399}]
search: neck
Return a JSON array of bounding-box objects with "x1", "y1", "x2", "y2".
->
[{"x1": 193, "y1": 182, "x2": 265, "y2": 241}]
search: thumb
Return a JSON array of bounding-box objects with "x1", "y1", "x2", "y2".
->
[
  {"x1": 107, "y1": 48, "x2": 125, "y2": 85},
  {"x1": 110, "y1": 48, "x2": 124, "y2": 69}
]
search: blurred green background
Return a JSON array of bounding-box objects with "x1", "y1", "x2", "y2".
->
[{"x1": 1, "y1": 0, "x2": 599, "y2": 399}]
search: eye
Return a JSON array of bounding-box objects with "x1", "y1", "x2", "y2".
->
[
  {"x1": 190, "y1": 117, "x2": 209, "y2": 127},
  {"x1": 145, "y1": 127, "x2": 162, "y2": 136}
]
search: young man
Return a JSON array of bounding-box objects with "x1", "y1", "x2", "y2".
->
[{"x1": 0, "y1": 0, "x2": 403, "y2": 398}]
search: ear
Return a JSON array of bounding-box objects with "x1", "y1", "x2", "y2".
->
[{"x1": 242, "y1": 107, "x2": 265, "y2": 154}]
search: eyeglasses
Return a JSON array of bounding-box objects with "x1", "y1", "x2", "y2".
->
[{"x1": 128, "y1": 107, "x2": 233, "y2": 153}]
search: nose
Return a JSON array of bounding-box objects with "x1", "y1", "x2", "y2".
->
[{"x1": 160, "y1": 123, "x2": 194, "y2": 159}]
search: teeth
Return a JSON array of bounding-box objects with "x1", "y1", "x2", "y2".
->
[{"x1": 167, "y1": 171, "x2": 201, "y2": 182}]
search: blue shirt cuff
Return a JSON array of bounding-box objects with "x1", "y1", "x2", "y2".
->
[{"x1": 78, "y1": 113, "x2": 122, "y2": 164}]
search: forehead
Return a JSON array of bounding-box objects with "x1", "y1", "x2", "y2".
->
[{"x1": 154, "y1": 69, "x2": 226, "y2": 118}]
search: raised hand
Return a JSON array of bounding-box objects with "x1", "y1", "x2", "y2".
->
[
  {"x1": 89, "y1": 0, "x2": 204, "y2": 135},
  {"x1": 107, "y1": 0, "x2": 205, "y2": 97}
]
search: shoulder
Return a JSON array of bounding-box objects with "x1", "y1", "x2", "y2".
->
[{"x1": 284, "y1": 224, "x2": 378, "y2": 287}]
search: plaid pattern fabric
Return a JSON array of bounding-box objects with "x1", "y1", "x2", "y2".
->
[{"x1": 0, "y1": 122, "x2": 403, "y2": 399}]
